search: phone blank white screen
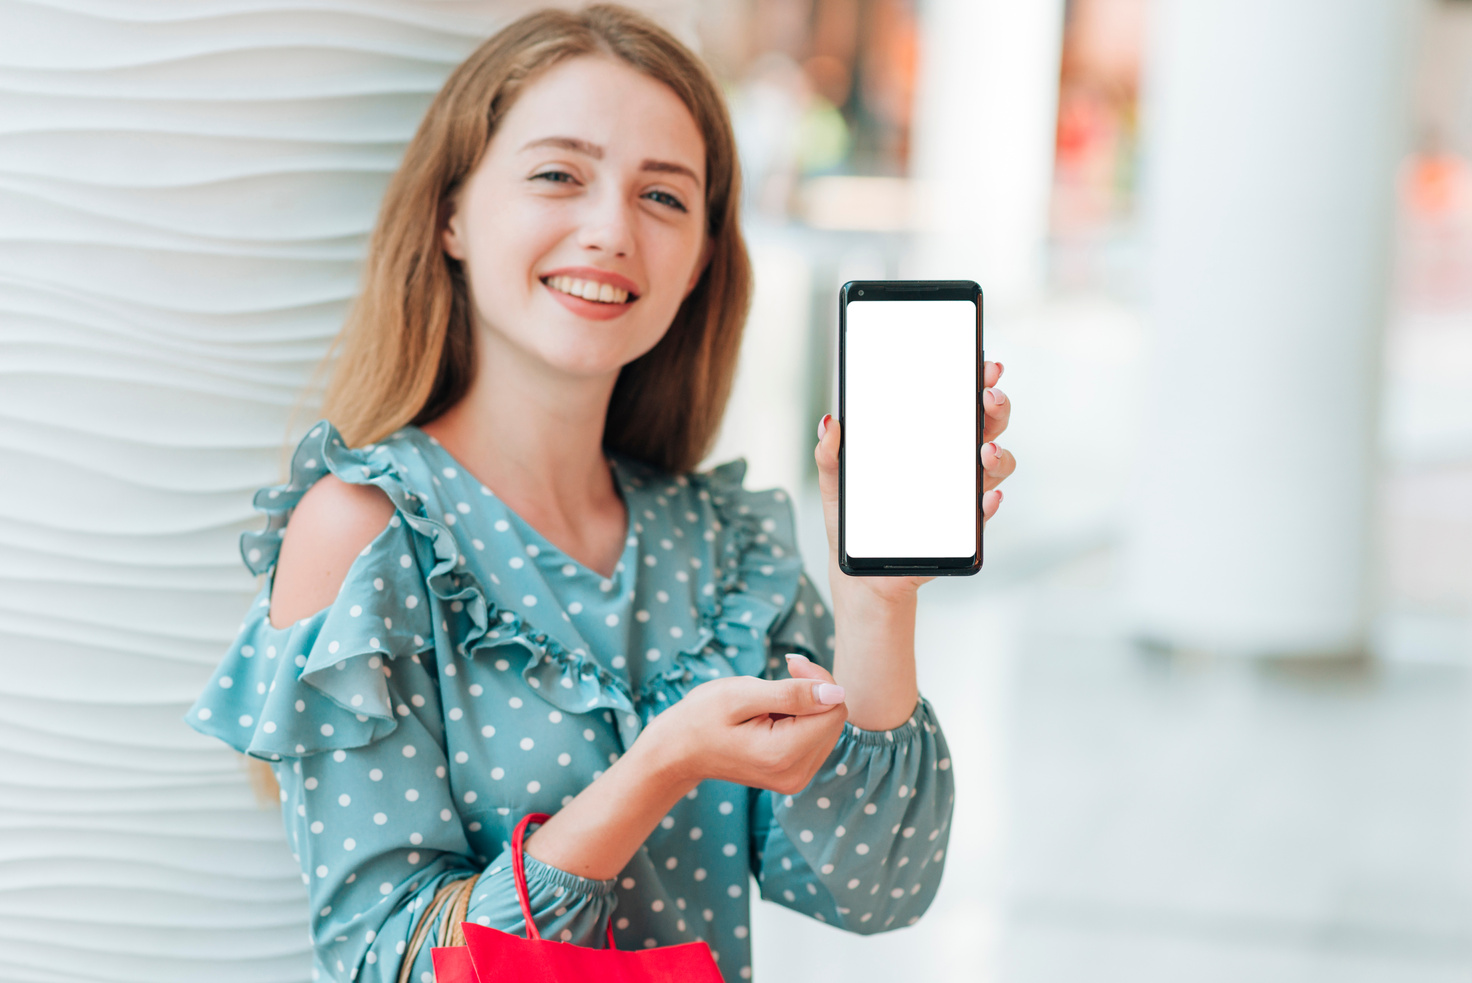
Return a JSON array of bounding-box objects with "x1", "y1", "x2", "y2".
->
[{"x1": 845, "y1": 299, "x2": 977, "y2": 559}]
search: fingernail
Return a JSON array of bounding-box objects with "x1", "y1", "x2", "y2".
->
[
  {"x1": 989, "y1": 388, "x2": 1006, "y2": 405},
  {"x1": 818, "y1": 414, "x2": 831, "y2": 440},
  {"x1": 986, "y1": 441, "x2": 999, "y2": 461},
  {"x1": 785, "y1": 652, "x2": 809, "y2": 664},
  {"x1": 996, "y1": 362, "x2": 1004, "y2": 378},
  {"x1": 815, "y1": 683, "x2": 846, "y2": 705}
]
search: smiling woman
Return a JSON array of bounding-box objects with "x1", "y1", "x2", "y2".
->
[
  {"x1": 324, "y1": 9, "x2": 748, "y2": 474},
  {"x1": 182, "y1": 5, "x2": 987, "y2": 983},
  {"x1": 436, "y1": 54, "x2": 712, "y2": 386}
]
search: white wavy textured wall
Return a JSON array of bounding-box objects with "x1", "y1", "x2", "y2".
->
[{"x1": 0, "y1": 2, "x2": 689, "y2": 980}]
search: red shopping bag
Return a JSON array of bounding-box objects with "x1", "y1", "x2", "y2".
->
[
  {"x1": 433, "y1": 812, "x2": 724, "y2": 982},
  {"x1": 430, "y1": 945, "x2": 479, "y2": 983}
]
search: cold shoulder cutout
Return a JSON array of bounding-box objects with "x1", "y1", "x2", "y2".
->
[
  {"x1": 188, "y1": 421, "x2": 444, "y2": 759},
  {"x1": 269, "y1": 473, "x2": 395, "y2": 627}
]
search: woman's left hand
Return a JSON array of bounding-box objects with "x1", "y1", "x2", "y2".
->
[{"x1": 815, "y1": 359, "x2": 1015, "y2": 603}]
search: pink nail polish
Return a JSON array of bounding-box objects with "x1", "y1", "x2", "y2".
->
[
  {"x1": 818, "y1": 414, "x2": 832, "y2": 440},
  {"x1": 989, "y1": 388, "x2": 1005, "y2": 405},
  {"x1": 986, "y1": 442, "x2": 999, "y2": 458},
  {"x1": 815, "y1": 683, "x2": 846, "y2": 705}
]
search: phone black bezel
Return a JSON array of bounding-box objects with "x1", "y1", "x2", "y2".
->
[{"x1": 838, "y1": 279, "x2": 984, "y2": 577}]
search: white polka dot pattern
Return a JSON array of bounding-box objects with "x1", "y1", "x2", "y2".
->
[{"x1": 184, "y1": 423, "x2": 954, "y2": 979}]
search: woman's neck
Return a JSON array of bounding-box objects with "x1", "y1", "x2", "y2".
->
[{"x1": 418, "y1": 331, "x2": 628, "y2": 576}]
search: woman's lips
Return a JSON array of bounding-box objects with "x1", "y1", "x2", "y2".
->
[
  {"x1": 544, "y1": 273, "x2": 634, "y2": 304},
  {"x1": 541, "y1": 276, "x2": 636, "y2": 321}
]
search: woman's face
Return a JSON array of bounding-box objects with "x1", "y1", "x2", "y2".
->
[{"x1": 442, "y1": 55, "x2": 710, "y2": 382}]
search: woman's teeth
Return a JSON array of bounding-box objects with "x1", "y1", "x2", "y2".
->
[{"x1": 545, "y1": 275, "x2": 630, "y2": 304}]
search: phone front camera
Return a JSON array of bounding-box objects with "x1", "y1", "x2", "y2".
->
[{"x1": 858, "y1": 289, "x2": 864, "y2": 296}]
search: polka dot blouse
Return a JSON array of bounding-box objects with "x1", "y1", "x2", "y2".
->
[{"x1": 186, "y1": 421, "x2": 955, "y2": 983}]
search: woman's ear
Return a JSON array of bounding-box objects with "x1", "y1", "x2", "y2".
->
[
  {"x1": 439, "y1": 197, "x2": 465, "y2": 261},
  {"x1": 683, "y1": 237, "x2": 714, "y2": 297}
]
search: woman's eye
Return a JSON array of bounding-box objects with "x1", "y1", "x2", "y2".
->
[
  {"x1": 644, "y1": 190, "x2": 687, "y2": 212},
  {"x1": 531, "y1": 170, "x2": 576, "y2": 184}
]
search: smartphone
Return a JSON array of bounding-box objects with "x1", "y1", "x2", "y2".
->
[{"x1": 839, "y1": 280, "x2": 983, "y2": 577}]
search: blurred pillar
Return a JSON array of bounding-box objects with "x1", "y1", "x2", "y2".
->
[
  {"x1": 1124, "y1": 0, "x2": 1419, "y2": 655},
  {"x1": 0, "y1": 3, "x2": 695, "y2": 980},
  {"x1": 906, "y1": 0, "x2": 1066, "y2": 308}
]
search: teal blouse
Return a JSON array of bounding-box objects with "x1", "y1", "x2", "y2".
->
[{"x1": 186, "y1": 421, "x2": 955, "y2": 983}]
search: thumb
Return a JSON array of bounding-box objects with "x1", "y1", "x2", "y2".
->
[
  {"x1": 783, "y1": 652, "x2": 835, "y2": 685},
  {"x1": 773, "y1": 675, "x2": 847, "y2": 717},
  {"x1": 778, "y1": 654, "x2": 842, "y2": 720},
  {"x1": 725, "y1": 674, "x2": 845, "y2": 720},
  {"x1": 814, "y1": 415, "x2": 840, "y2": 554}
]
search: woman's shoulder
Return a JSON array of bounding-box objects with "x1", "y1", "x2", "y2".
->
[
  {"x1": 187, "y1": 421, "x2": 444, "y2": 760},
  {"x1": 270, "y1": 474, "x2": 397, "y2": 626},
  {"x1": 241, "y1": 420, "x2": 436, "y2": 578},
  {"x1": 249, "y1": 420, "x2": 443, "y2": 624}
]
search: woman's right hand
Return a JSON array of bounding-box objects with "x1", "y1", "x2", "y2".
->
[
  {"x1": 524, "y1": 654, "x2": 847, "y2": 880},
  {"x1": 638, "y1": 653, "x2": 849, "y2": 795}
]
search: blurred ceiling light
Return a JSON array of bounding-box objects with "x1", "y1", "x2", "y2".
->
[{"x1": 798, "y1": 175, "x2": 916, "y2": 231}]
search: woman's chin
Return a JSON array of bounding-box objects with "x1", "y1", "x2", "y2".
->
[
  {"x1": 480, "y1": 298, "x2": 669, "y2": 382},
  {"x1": 535, "y1": 315, "x2": 668, "y2": 376},
  {"x1": 529, "y1": 335, "x2": 652, "y2": 382}
]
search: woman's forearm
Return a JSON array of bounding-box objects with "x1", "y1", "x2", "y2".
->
[
  {"x1": 827, "y1": 555, "x2": 920, "y2": 731},
  {"x1": 521, "y1": 729, "x2": 696, "y2": 881}
]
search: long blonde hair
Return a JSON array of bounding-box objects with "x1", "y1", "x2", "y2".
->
[
  {"x1": 249, "y1": 5, "x2": 751, "y2": 803},
  {"x1": 322, "y1": 3, "x2": 750, "y2": 472}
]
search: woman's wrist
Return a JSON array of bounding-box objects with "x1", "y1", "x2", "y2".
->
[
  {"x1": 631, "y1": 712, "x2": 704, "y2": 792},
  {"x1": 827, "y1": 554, "x2": 921, "y2": 731},
  {"x1": 521, "y1": 725, "x2": 696, "y2": 881}
]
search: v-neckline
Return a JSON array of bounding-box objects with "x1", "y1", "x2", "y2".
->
[{"x1": 404, "y1": 425, "x2": 640, "y2": 589}]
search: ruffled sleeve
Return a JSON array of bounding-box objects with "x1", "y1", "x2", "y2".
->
[
  {"x1": 266, "y1": 647, "x2": 619, "y2": 981},
  {"x1": 186, "y1": 421, "x2": 437, "y2": 760}
]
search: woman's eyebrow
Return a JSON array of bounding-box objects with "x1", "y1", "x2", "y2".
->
[
  {"x1": 641, "y1": 159, "x2": 702, "y2": 187},
  {"x1": 523, "y1": 135, "x2": 603, "y2": 158},
  {"x1": 521, "y1": 135, "x2": 701, "y2": 188}
]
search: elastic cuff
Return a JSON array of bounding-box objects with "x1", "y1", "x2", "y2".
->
[
  {"x1": 519, "y1": 853, "x2": 619, "y2": 900},
  {"x1": 839, "y1": 696, "x2": 932, "y2": 747}
]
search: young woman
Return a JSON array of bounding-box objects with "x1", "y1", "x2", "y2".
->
[{"x1": 186, "y1": 6, "x2": 1015, "y2": 981}]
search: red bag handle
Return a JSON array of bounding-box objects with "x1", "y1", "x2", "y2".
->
[{"x1": 511, "y1": 813, "x2": 617, "y2": 949}]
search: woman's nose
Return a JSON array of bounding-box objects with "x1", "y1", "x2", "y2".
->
[{"x1": 576, "y1": 190, "x2": 634, "y2": 256}]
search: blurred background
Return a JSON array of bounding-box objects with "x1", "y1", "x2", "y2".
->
[{"x1": 1, "y1": 0, "x2": 1470, "y2": 980}]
